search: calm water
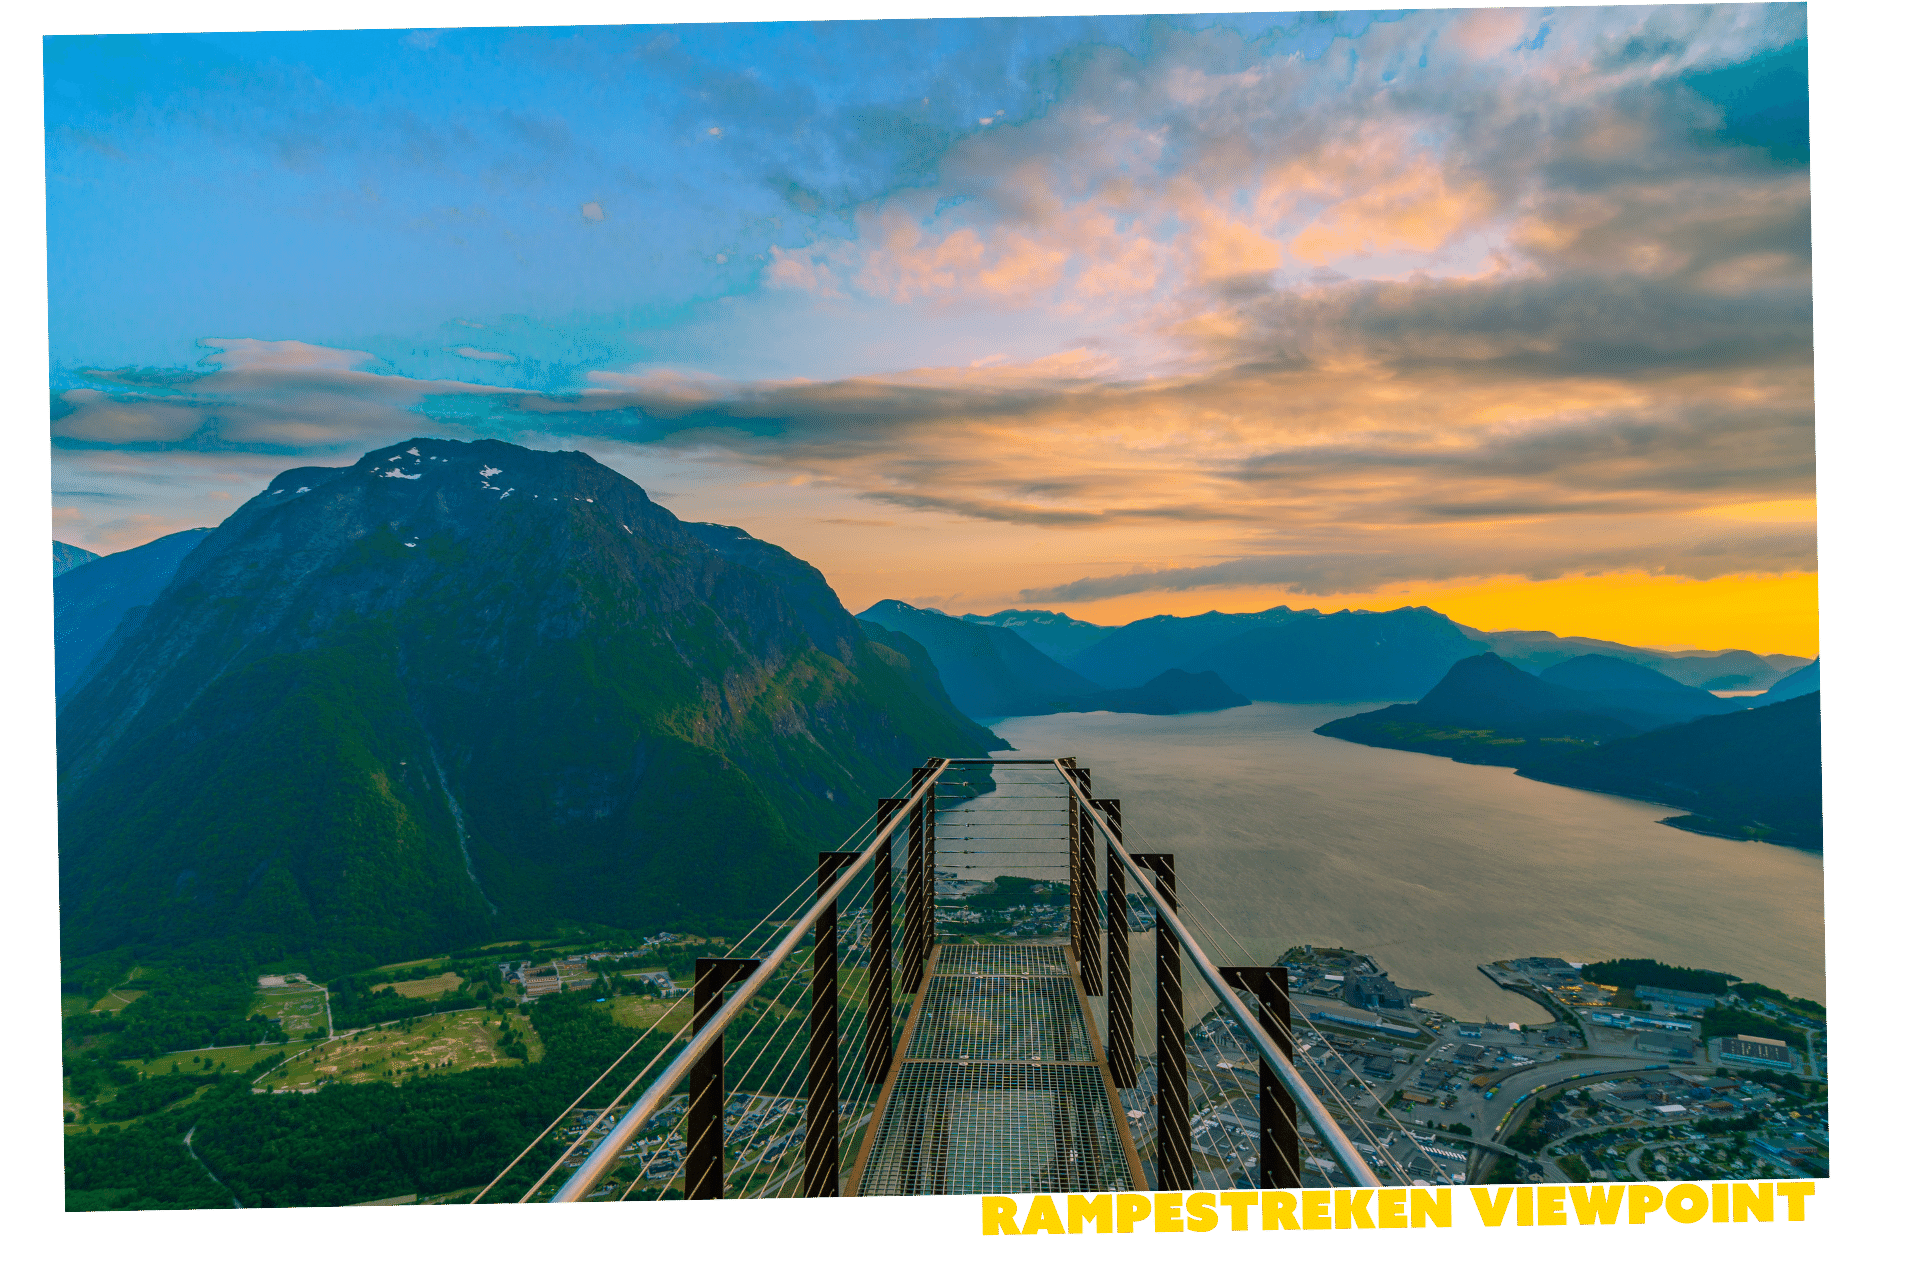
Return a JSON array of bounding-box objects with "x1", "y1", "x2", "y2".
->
[{"x1": 978, "y1": 703, "x2": 1825, "y2": 1023}]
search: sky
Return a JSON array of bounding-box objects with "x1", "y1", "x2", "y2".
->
[{"x1": 44, "y1": 6, "x2": 1819, "y2": 654}]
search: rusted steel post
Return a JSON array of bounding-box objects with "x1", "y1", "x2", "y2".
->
[
  {"x1": 1066, "y1": 774, "x2": 1081, "y2": 966},
  {"x1": 1136, "y1": 853, "x2": 1190, "y2": 1190},
  {"x1": 688, "y1": 956, "x2": 761, "y2": 1199},
  {"x1": 805, "y1": 851, "x2": 858, "y2": 1197},
  {"x1": 1076, "y1": 800, "x2": 1101, "y2": 995},
  {"x1": 918, "y1": 785, "x2": 936, "y2": 973},
  {"x1": 1096, "y1": 798, "x2": 1135, "y2": 1088},
  {"x1": 865, "y1": 797, "x2": 907, "y2": 1086},
  {"x1": 902, "y1": 767, "x2": 932, "y2": 994},
  {"x1": 1221, "y1": 965, "x2": 1301, "y2": 1189}
]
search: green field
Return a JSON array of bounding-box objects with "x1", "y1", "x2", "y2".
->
[
  {"x1": 89, "y1": 988, "x2": 147, "y2": 1014},
  {"x1": 368, "y1": 953, "x2": 454, "y2": 974},
  {"x1": 256, "y1": 1007, "x2": 542, "y2": 1091},
  {"x1": 248, "y1": 984, "x2": 330, "y2": 1037},
  {"x1": 126, "y1": 1043, "x2": 296, "y2": 1079},
  {"x1": 379, "y1": 972, "x2": 463, "y2": 999},
  {"x1": 606, "y1": 995, "x2": 696, "y2": 1037}
]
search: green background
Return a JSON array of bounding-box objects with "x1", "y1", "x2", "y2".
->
[{"x1": 11, "y1": 2, "x2": 1904, "y2": 1274}]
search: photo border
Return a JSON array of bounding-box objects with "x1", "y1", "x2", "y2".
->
[{"x1": 11, "y1": 5, "x2": 1904, "y2": 1274}]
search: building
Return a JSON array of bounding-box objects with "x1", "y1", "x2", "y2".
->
[
  {"x1": 1589, "y1": 1010, "x2": 1696, "y2": 1033},
  {"x1": 1307, "y1": 1009, "x2": 1423, "y2": 1038},
  {"x1": 1636, "y1": 1031, "x2": 1696, "y2": 1057},
  {"x1": 1343, "y1": 971, "x2": 1414, "y2": 1010},
  {"x1": 1719, "y1": 1034, "x2": 1792, "y2": 1065},
  {"x1": 1636, "y1": 985, "x2": 1718, "y2": 1012}
]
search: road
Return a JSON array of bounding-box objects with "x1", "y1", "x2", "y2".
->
[
  {"x1": 1458, "y1": 1058, "x2": 1661, "y2": 1180},
  {"x1": 182, "y1": 1125, "x2": 243, "y2": 1209}
]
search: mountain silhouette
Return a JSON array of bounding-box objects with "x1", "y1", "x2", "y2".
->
[{"x1": 58, "y1": 439, "x2": 1000, "y2": 972}]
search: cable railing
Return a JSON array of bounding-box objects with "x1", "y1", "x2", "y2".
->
[
  {"x1": 510, "y1": 753, "x2": 1397, "y2": 1202},
  {"x1": 546, "y1": 758, "x2": 956, "y2": 1201},
  {"x1": 1049, "y1": 758, "x2": 1382, "y2": 1189}
]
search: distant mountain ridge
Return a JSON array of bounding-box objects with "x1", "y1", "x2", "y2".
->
[
  {"x1": 959, "y1": 608, "x2": 1114, "y2": 662},
  {"x1": 1315, "y1": 653, "x2": 1820, "y2": 850},
  {"x1": 58, "y1": 439, "x2": 1001, "y2": 973},
  {"x1": 855, "y1": 600, "x2": 1102, "y2": 718},
  {"x1": 54, "y1": 540, "x2": 100, "y2": 576},
  {"x1": 872, "y1": 603, "x2": 1812, "y2": 711},
  {"x1": 1061, "y1": 605, "x2": 1310, "y2": 688},
  {"x1": 1461, "y1": 626, "x2": 1810, "y2": 690},
  {"x1": 53, "y1": 528, "x2": 213, "y2": 700},
  {"x1": 1756, "y1": 657, "x2": 1819, "y2": 704},
  {"x1": 1315, "y1": 652, "x2": 1739, "y2": 768},
  {"x1": 1052, "y1": 668, "x2": 1250, "y2": 716},
  {"x1": 1521, "y1": 694, "x2": 1821, "y2": 850}
]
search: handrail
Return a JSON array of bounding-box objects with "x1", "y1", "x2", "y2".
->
[
  {"x1": 549, "y1": 759, "x2": 952, "y2": 1202},
  {"x1": 1052, "y1": 760, "x2": 1384, "y2": 1188}
]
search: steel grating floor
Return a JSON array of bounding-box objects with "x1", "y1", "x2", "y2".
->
[
  {"x1": 909, "y1": 975, "x2": 1091, "y2": 1062},
  {"x1": 934, "y1": 944, "x2": 1069, "y2": 977},
  {"x1": 852, "y1": 945, "x2": 1141, "y2": 1195}
]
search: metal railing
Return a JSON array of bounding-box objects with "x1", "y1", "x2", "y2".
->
[
  {"x1": 546, "y1": 753, "x2": 1381, "y2": 1199},
  {"x1": 548, "y1": 759, "x2": 953, "y2": 1201},
  {"x1": 1048, "y1": 759, "x2": 1382, "y2": 1188}
]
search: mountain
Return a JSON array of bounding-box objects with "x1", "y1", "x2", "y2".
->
[
  {"x1": 1462, "y1": 626, "x2": 1810, "y2": 689},
  {"x1": 1535, "y1": 654, "x2": 1729, "y2": 723},
  {"x1": 1519, "y1": 694, "x2": 1821, "y2": 850},
  {"x1": 54, "y1": 540, "x2": 100, "y2": 576},
  {"x1": 1064, "y1": 606, "x2": 1313, "y2": 687},
  {"x1": 1054, "y1": 668, "x2": 1250, "y2": 715},
  {"x1": 854, "y1": 600, "x2": 1102, "y2": 718},
  {"x1": 1179, "y1": 607, "x2": 1489, "y2": 701},
  {"x1": 1461, "y1": 627, "x2": 1652, "y2": 672},
  {"x1": 53, "y1": 528, "x2": 214, "y2": 700},
  {"x1": 1538, "y1": 653, "x2": 1695, "y2": 693},
  {"x1": 1643, "y1": 649, "x2": 1808, "y2": 691},
  {"x1": 1062, "y1": 605, "x2": 1488, "y2": 699},
  {"x1": 1755, "y1": 656, "x2": 1819, "y2": 705},
  {"x1": 57, "y1": 438, "x2": 1001, "y2": 973},
  {"x1": 1315, "y1": 652, "x2": 1734, "y2": 767},
  {"x1": 958, "y1": 608, "x2": 1114, "y2": 662}
]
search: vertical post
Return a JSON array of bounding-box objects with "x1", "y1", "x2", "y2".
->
[
  {"x1": 687, "y1": 956, "x2": 760, "y2": 1200},
  {"x1": 1221, "y1": 966, "x2": 1301, "y2": 1189},
  {"x1": 1065, "y1": 767, "x2": 1097, "y2": 992},
  {"x1": 1137, "y1": 853, "x2": 1191, "y2": 1191},
  {"x1": 866, "y1": 798, "x2": 906, "y2": 1086},
  {"x1": 921, "y1": 786, "x2": 936, "y2": 974},
  {"x1": 903, "y1": 767, "x2": 932, "y2": 995},
  {"x1": 806, "y1": 851, "x2": 856, "y2": 1197},
  {"x1": 1097, "y1": 798, "x2": 1135, "y2": 1088},
  {"x1": 1066, "y1": 775, "x2": 1081, "y2": 965},
  {"x1": 1076, "y1": 799, "x2": 1101, "y2": 996},
  {"x1": 918, "y1": 759, "x2": 941, "y2": 977}
]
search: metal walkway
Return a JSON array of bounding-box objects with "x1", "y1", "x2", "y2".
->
[
  {"x1": 846, "y1": 943, "x2": 1145, "y2": 1195},
  {"x1": 533, "y1": 756, "x2": 1383, "y2": 1204}
]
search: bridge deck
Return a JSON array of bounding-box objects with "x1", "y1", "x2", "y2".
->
[{"x1": 847, "y1": 943, "x2": 1144, "y2": 1195}]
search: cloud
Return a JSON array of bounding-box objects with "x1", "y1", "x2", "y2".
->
[
  {"x1": 198, "y1": 338, "x2": 377, "y2": 372},
  {"x1": 581, "y1": 201, "x2": 605, "y2": 222},
  {"x1": 1019, "y1": 528, "x2": 1820, "y2": 603},
  {"x1": 50, "y1": 8, "x2": 1812, "y2": 603},
  {"x1": 56, "y1": 341, "x2": 519, "y2": 451}
]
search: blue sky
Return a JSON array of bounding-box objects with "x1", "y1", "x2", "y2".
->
[
  {"x1": 50, "y1": 15, "x2": 1391, "y2": 381},
  {"x1": 45, "y1": 7, "x2": 1820, "y2": 647}
]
